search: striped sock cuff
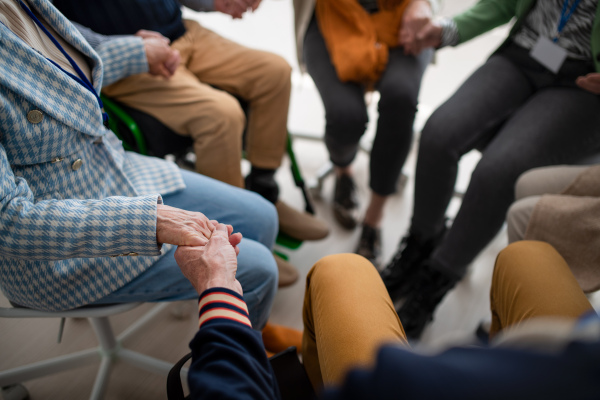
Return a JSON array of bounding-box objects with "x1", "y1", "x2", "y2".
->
[{"x1": 198, "y1": 288, "x2": 252, "y2": 329}]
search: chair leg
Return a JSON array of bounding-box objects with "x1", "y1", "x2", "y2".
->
[
  {"x1": 0, "y1": 348, "x2": 100, "y2": 387},
  {"x1": 119, "y1": 349, "x2": 174, "y2": 376},
  {"x1": 89, "y1": 356, "x2": 113, "y2": 400}
]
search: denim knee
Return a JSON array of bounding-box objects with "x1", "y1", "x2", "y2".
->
[
  {"x1": 239, "y1": 190, "x2": 278, "y2": 249},
  {"x1": 237, "y1": 239, "x2": 278, "y2": 329}
]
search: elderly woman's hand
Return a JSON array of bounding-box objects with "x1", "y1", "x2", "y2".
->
[
  {"x1": 175, "y1": 223, "x2": 243, "y2": 295},
  {"x1": 156, "y1": 204, "x2": 220, "y2": 246}
]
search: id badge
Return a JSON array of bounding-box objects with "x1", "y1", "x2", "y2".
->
[{"x1": 530, "y1": 36, "x2": 567, "y2": 73}]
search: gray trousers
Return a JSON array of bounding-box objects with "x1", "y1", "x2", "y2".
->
[
  {"x1": 304, "y1": 16, "x2": 432, "y2": 196},
  {"x1": 412, "y1": 41, "x2": 600, "y2": 275}
]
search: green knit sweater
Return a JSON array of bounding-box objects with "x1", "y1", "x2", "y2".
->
[{"x1": 453, "y1": 0, "x2": 600, "y2": 72}]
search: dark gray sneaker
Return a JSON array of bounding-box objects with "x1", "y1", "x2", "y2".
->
[
  {"x1": 355, "y1": 224, "x2": 381, "y2": 268},
  {"x1": 333, "y1": 174, "x2": 360, "y2": 230}
]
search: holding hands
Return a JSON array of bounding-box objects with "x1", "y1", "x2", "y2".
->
[
  {"x1": 398, "y1": 0, "x2": 442, "y2": 56},
  {"x1": 156, "y1": 204, "x2": 218, "y2": 246},
  {"x1": 175, "y1": 223, "x2": 243, "y2": 296},
  {"x1": 214, "y1": 0, "x2": 261, "y2": 19},
  {"x1": 136, "y1": 30, "x2": 180, "y2": 79}
]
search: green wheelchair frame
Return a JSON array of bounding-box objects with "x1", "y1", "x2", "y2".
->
[{"x1": 101, "y1": 95, "x2": 314, "y2": 253}]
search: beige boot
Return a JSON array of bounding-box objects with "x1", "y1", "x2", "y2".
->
[
  {"x1": 275, "y1": 200, "x2": 330, "y2": 241},
  {"x1": 274, "y1": 254, "x2": 299, "y2": 288}
]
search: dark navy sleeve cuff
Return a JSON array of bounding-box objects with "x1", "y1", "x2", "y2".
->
[{"x1": 198, "y1": 287, "x2": 251, "y2": 329}]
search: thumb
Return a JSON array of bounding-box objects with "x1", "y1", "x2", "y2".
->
[{"x1": 214, "y1": 223, "x2": 229, "y2": 237}]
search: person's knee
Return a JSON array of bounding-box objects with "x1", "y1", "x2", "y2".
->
[
  {"x1": 326, "y1": 106, "x2": 368, "y2": 142},
  {"x1": 515, "y1": 168, "x2": 541, "y2": 200},
  {"x1": 308, "y1": 253, "x2": 373, "y2": 289},
  {"x1": 260, "y1": 53, "x2": 292, "y2": 93},
  {"x1": 242, "y1": 244, "x2": 278, "y2": 328},
  {"x1": 378, "y1": 85, "x2": 418, "y2": 112},
  {"x1": 495, "y1": 241, "x2": 558, "y2": 282},
  {"x1": 242, "y1": 190, "x2": 278, "y2": 243},
  {"x1": 506, "y1": 197, "x2": 538, "y2": 243},
  {"x1": 419, "y1": 114, "x2": 459, "y2": 158},
  {"x1": 469, "y1": 157, "x2": 518, "y2": 197}
]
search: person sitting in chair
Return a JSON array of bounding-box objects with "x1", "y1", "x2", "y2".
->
[
  {"x1": 0, "y1": 0, "x2": 278, "y2": 332},
  {"x1": 177, "y1": 227, "x2": 600, "y2": 399},
  {"x1": 52, "y1": 0, "x2": 330, "y2": 269}
]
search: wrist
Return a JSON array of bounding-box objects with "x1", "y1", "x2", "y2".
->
[
  {"x1": 197, "y1": 276, "x2": 235, "y2": 294},
  {"x1": 439, "y1": 17, "x2": 459, "y2": 47}
]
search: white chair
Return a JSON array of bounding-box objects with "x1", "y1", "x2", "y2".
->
[{"x1": 0, "y1": 301, "x2": 186, "y2": 400}]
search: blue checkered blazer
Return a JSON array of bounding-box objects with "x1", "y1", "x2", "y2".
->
[{"x1": 0, "y1": 0, "x2": 186, "y2": 310}]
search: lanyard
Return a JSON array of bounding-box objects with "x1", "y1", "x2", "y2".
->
[
  {"x1": 554, "y1": 0, "x2": 583, "y2": 42},
  {"x1": 18, "y1": 0, "x2": 109, "y2": 126}
]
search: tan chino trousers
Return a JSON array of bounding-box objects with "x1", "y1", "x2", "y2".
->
[
  {"x1": 302, "y1": 242, "x2": 593, "y2": 390},
  {"x1": 103, "y1": 20, "x2": 291, "y2": 187}
]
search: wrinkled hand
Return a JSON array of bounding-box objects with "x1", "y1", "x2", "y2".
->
[
  {"x1": 576, "y1": 73, "x2": 600, "y2": 94},
  {"x1": 136, "y1": 30, "x2": 180, "y2": 78},
  {"x1": 156, "y1": 204, "x2": 218, "y2": 246},
  {"x1": 175, "y1": 223, "x2": 243, "y2": 295},
  {"x1": 398, "y1": 0, "x2": 433, "y2": 55},
  {"x1": 214, "y1": 0, "x2": 261, "y2": 19}
]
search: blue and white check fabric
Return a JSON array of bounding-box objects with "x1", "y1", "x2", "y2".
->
[{"x1": 0, "y1": 0, "x2": 186, "y2": 311}]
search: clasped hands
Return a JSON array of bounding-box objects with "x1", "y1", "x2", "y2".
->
[
  {"x1": 397, "y1": 0, "x2": 440, "y2": 56},
  {"x1": 214, "y1": 0, "x2": 261, "y2": 19},
  {"x1": 157, "y1": 204, "x2": 243, "y2": 295}
]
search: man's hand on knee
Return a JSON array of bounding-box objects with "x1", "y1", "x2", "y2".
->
[
  {"x1": 175, "y1": 223, "x2": 243, "y2": 295},
  {"x1": 136, "y1": 30, "x2": 180, "y2": 78}
]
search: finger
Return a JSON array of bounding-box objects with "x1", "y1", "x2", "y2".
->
[
  {"x1": 165, "y1": 51, "x2": 180, "y2": 74},
  {"x1": 213, "y1": 223, "x2": 230, "y2": 238},
  {"x1": 156, "y1": 63, "x2": 171, "y2": 79},
  {"x1": 184, "y1": 236, "x2": 209, "y2": 247},
  {"x1": 229, "y1": 232, "x2": 243, "y2": 248}
]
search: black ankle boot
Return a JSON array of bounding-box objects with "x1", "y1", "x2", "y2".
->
[
  {"x1": 245, "y1": 167, "x2": 279, "y2": 204},
  {"x1": 355, "y1": 224, "x2": 381, "y2": 267},
  {"x1": 333, "y1": 174, "x2": 360, "y2": 229},
  {"x1": 396, "y1": 260, "x2": 460, "y2": 340},
  {"x1": 380, "y1": 226, "x2": 447, "y2": 302}
]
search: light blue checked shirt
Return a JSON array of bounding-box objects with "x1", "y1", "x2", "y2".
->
[{"x1": 0, "y1": 0, "x2": 186, "y2": 311}]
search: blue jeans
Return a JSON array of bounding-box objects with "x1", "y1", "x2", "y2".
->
[{"x1": 94, "y1": 170, "x2": 278, "y2": 329}]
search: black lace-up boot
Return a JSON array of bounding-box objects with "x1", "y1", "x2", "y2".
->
[
  {"x1": 396, "y1": 260, "x2": 460, "y2": 340},
  {"x1": 380, "y1": 226, "x2": 447, "y2": 301},
  {"x1": 333, "y1": 174, "x2": 360, "y2": 230},
  {"x1": 355, "y1": 224, "x2": 381, "y2": 267}
]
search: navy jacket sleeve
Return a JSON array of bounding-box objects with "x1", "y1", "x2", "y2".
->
[
  {"x1": 323, "y1": 340, "x2": 600, "y2": 400},
  {"x1": 188, "y1": 288, "x2": 280, "y2": 400}
]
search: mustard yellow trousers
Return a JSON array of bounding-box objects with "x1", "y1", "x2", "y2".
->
[{"x1": 302, "y1": 241, "x2": 593, "y2": 389}]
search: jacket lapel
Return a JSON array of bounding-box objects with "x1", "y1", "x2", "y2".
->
[
  {"x1": 0, "y1": 0, "x2": 105, "y2": 137},
  {"x1": 29, "y1": 0, "x2": 104, "y2": 91}
]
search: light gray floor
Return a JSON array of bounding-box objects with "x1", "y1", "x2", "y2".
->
[{"x1": 3, "y1": 1, "x2": 599, "y2": 399}]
